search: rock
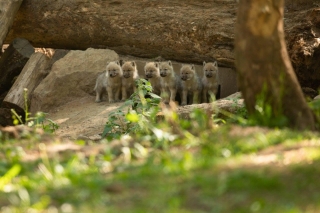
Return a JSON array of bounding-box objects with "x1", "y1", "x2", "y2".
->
[
  {"x1": 30, "y1": 48, "x2": 119, "y2": 113},
  {"x1": 44, "y1": 49, "x2": 70, "y2": 73}
]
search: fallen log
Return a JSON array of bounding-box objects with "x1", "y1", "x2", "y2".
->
[
  {"x1": 0, "y1": 108, "x2": 14, "y2": 127},
  {"x1": 4, "y1": 0, "x2": 237, "y2": 67},
  {"x1": 5, "y1": 1, "x2": 319, "y2": 92},
  {"x1": 0, "y1": 38, "x2": 35, "y2": 103},
  {"x1": 157, "y1": 92, "x2": 244, "y2": 120},
  {"x1": 0, "y1": 0, "x2": 23, "y2": 51},
  {"x1": 176, "y1": 99, "x2": 244, "y2": 120},
  {"x1": 2, "y1": 52, "x2": 50, "y2": 120}
]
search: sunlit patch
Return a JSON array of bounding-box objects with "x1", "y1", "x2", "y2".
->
[
  {"x1": 250, "y1": 154, "x2": 277, "y2": 165},
  {"x1": 247, "y1": 143, "x2": 320, "y2": 166},
  {"x1": 54, "y1": 118, "x2": 69, "y2": 124},
  {"x1": 99, "y1": 104, "x2": 126, "y2": 115}
]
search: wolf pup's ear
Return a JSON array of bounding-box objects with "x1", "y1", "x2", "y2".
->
[
  {"x1": 168, "y1": 60, "x2": 172, "y2": 66},
  {"x1": 203, "y1": 61, "x2": 206, "y2": 66},
  {"x1": 213, "y1": 61, "x2": 218, "y2": 67},
  {"x1": 154, "y1": 62, "x2": 159, "y2": 68},
  {"x1": 131, "y1": 61, "x2": 136, "y2": 67},
  {"x1": 191, "y1": 64, "x2": 195, "y2": 70}
]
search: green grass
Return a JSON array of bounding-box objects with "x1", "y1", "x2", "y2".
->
[
  {"x1": 1, "y1": 81, "x2": 320, "y2": 212},
  {"x1": 1, "y1": 124, "x2": 320, "y2": 213}
]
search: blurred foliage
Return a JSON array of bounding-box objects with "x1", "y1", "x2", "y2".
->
[
  {"x1": 1, "y1": 83, "x2": 320, "y2": 212},
  {"x1": 11, "y1": 88, "x2": 59, "y2": 133}
]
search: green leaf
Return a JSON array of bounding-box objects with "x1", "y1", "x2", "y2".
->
[
  {"x1": 126, "y1": 112, "x2": 139, "y2": 123},
  {"x1": 102, "y1": 125, "x2": 113, "y2": 137},
  {"x1": 0, "y1": 164, "x2": 21, "y2": 190},
  {"x1": 149, "y1": 93, "x2": 161, "y2": 99}
]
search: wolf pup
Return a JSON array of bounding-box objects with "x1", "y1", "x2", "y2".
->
[
  {"x1": 144, "y1": 62, "x2": 161, "y2": 96},
  {"x1": 159, "y1": 60, "x2": 180, "y2": 104},
  {"x1": 180, "y1": 64, "x2": 202, "y2": 106},
  {"x1": 94, "y1": 70, "x2": 108, "y2": 103},
  {"x1": 121, "y1": 61, "x2": 139, "y2": 101},
  {"x1": 94, "y1": 61, "x2": 122, "y2": 103},
  {"x1": 202, "y1": 61, "x2": 219, "y2": 103}
]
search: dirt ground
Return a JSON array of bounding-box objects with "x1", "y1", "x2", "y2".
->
[{"x1": 47, "y1": 95, "x2": 123, "y2": 141}]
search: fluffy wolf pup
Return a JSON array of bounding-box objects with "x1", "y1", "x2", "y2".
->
[
  {"x1": 202, "y1": 61, "x2": 219, "y2": 103},
  {"x1": 121, "y1": 61, "x2": 139, "y2": 101},
  {"x1": 94, "y1": 61, "x2": 123, "y2": 103},
  {"x1": 144, "y1": 62, "x2": 161, "y2": 95},
  {"x1": 180, "y1": 64, "x2": 202, "y2": 105},
  {"x1": 159, "y1": 60, "x2": 180, "y2": 104}
]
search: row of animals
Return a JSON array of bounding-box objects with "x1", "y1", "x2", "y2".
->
[{"x1": 94, "y1": 60, "x2": 219, "y2": 105}]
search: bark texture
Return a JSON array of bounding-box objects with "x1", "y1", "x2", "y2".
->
[
  {"x1": 0, "y1": 0, "x2": 23, "y2": 49},
  {"x1": 0, "y1": 108, "x2": 14, "y2": 127},
  {"x1": 4, "y1": 0, "x2": 320, "y2": 92},
  {"x1": 286, "y1": 6, "x2": 320, "y2": 92},
  {"x1": 3, "y1": 52, "x2": 50, "y2": 117},
  {"x1": 235, "y1": 0, "x2": 315, "y2": 130},
  {"x1": 176, "y1": 97, "x2": 244, "y2": 120},
  {"x1": 5, "y1": 0, "x2": 236, "y2": 67},
  {"x1": 0, "y1": 38, "x2": 35, "y2": 102}
]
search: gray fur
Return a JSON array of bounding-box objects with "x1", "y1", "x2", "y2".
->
[
  {"x1": 180, "y1": 64, "x2": 202, "y2": 105},
  {"x1": 94, "y1": 61, "x2": 123, "y2": 103},
  {"x1": 159, "y1": 61, "x2": 181, "y2": 104},
  {"x1": 121, "y1": 61, "x2": 139, "y2": 101},
  {"x1": 202, "y1": 61, "x2": 219, "y2": 103}
]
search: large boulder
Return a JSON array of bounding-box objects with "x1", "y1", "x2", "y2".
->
[{"x1": 30, "y1": 48, "x2": 119, "y2": 113}]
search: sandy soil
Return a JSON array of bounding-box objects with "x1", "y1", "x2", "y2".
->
[{"x1": 47, "y1": 95, "x2": 124, "y2": 141}]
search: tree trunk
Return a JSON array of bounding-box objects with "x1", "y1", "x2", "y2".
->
[
  {"x1": 0, "y1": 0, "x2": 23, "y2": 50},
  {"x1": 235, "y1": 0, "x2": 315, "y2": 130},
  {"x1": 2, "y1": 52, "x2": 50, "y2": 119},
  {"x1": 0, "y1": 38, "x2": 35, "y2": 103}
]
